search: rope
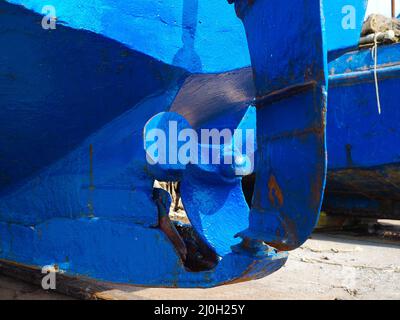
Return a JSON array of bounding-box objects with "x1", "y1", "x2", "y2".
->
[{"x1": 372, "y1": 33, "x2": 382, "y2": 115}]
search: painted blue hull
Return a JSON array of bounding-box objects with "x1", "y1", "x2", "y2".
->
[
  {"x1": 2, "y1": 0, "x2": 395, "y2": 288},
  {"x1": 0, "y1": 0, "x2": 287, "y2": 287}
]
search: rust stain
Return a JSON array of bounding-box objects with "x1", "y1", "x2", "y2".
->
[
  {"x1": 265, "y1": 241, "x2": 293, "y2": 252},
  {"x1": 311, "y1": 172, "x2": 324, "y2": 208},
  {"x1": 268, "y1": 175, "x2": 284, "y2": 208},
  {"x1": 267, "y1": 214, "x2": 300, "y2": 252},
  {"x1": 327, "y1": 164, "x2": 400, "y2": 202},
  {"x1": 220, "y1": 260, "x2": 259, "y2": 286}
]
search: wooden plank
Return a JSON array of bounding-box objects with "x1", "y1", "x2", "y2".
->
[{"x1": 0, "y1": 259, "x2": 121, "y2": 300}]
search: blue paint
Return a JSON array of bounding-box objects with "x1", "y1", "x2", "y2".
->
[
  {"x1": 324, "y1": 43, "x2": 400, "y2": 218},
  {"x1": 6, "y1": 0, "x2": 251, "y2": 73},
  {"x1": 0, "y1": 0, "x2": 289, "y2": 287},
  {"x1": 144, "y1": 109, "x2": 256, "y2": 256},
  {"x1": 328, "y1": 44, "x2": 400, "y2": 169},
  {"x1": 2, "y1": 0, "x2": 390, "y2": 288},
  {"x1": 234, "y1": 0, "x2": 328, "y2": 251},
  {"x1": 0, "y1": 218, "x2": 287, "y2": 287}
]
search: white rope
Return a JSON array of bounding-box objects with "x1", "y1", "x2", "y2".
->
[{"x1": 372, "y1": 33, "x2": 382, "y2": 115}]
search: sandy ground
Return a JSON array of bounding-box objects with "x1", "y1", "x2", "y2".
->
[{"x1": 0, "y1": 231, "x2": 399, "y2": 300}]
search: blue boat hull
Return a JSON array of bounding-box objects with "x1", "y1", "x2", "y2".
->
[
  {"x1": 324, "y1": 43, "x2": 400, "y2": 218},
  {"x1": 1, "y1": 0, "x2": 397, "y2": 288}
]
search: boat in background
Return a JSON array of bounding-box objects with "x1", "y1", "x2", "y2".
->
[{"x1": 325, "y1": 41, "x2": 400, "y2": 219}]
